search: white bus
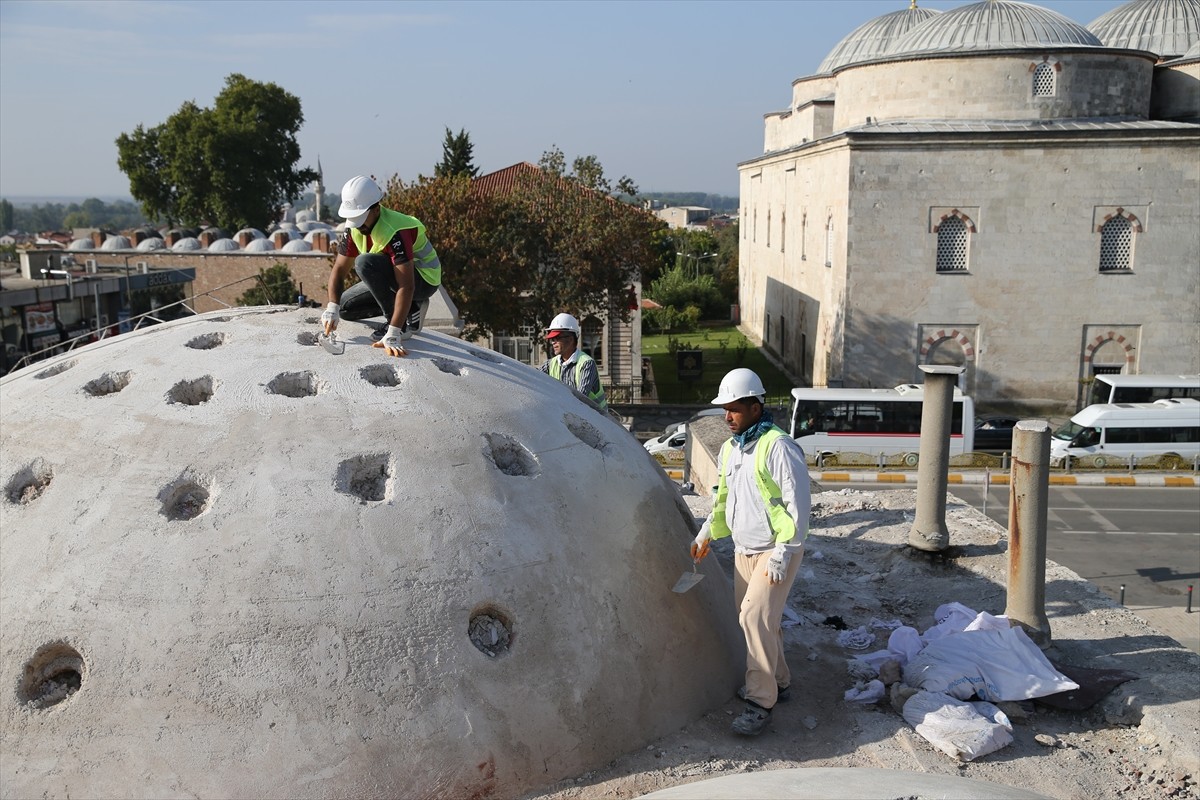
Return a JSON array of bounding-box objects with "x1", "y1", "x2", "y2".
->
[
  {"x1": 1050, "y1": 398, "x2": 1200, "y2": 467},
  {"x1": 1086, "y1": 374, "x2": 1200, "y2": 408},
  {"x1": 789, "y1": 385, "x2": 975, "y2": 464}
]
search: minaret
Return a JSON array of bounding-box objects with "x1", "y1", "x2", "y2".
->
[{"x1": 313, "y1": 157, "x2": 325, "y2": 222}]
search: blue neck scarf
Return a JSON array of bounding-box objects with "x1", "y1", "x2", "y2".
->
[{"x1": 733, "y1": 408, "x2": 775, "y2": 450}]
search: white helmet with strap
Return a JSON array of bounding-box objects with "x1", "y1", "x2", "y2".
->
[
  {"x1": 711, "y1": 368, "x2": 766, "y2": 405},
  {"x1": 338, "y1": 176, "x2": 384, "y2": 227},
  {"x1": 545, "y1": 312, "x2": 581, "y2": 339}
]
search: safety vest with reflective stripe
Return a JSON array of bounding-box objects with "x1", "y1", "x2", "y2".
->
[
  {"x1": 349, "y1": 207, "x2": 441, "y2": 286},
  {"x1": 549, "y1": 351, "x2": 607, "y2": 411},
  {"x1": 710, "y1": 426, "x2": 797, "y2": 544}
]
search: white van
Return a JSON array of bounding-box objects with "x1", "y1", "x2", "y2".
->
[{"x1": 1050, "y1": 398, "x2": 1200, "y2": 467}]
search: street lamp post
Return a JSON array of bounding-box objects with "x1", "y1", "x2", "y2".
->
[{"x1": 675, "y1": 251, "x2": 718, "y2": 279}]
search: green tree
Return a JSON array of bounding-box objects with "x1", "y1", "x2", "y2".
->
[
  {"x1": 387, "y1": 161, "x2": 662, "y2": 340},
  {"x1": 236, "y1": 263, "x2": 300, "y2": 306},
  {"x1": 646, "y1": 265, "x2": 725, "y2": 320},
  {"x1": 434, "y1": 127, "x2": 479, "y2": 179},
  {"x1": 116, "y1": 73, "x2": 316, "y2": 231},
  {"x1": 0, "y1": 198, "x2": 14, "y2": 232}
]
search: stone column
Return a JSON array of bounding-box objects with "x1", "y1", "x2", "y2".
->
[
  {"x1": 907, "y1": 365, "x2": 964, "y2": 552},
  {"x1": 1004, "y1": 419, "x2": 1053, "y2": 646}
]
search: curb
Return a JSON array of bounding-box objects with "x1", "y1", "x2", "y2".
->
[{"x1": 811, "y1": 471, "x2": 1198, "y2": 487}]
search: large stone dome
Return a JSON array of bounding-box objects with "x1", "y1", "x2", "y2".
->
[
  {"x1": 817, "y1": 3, "x2": 942, "y2": 73},
  {"x1": 1088, "y1": 0, "x2": 1200, "y2": 59},
  {"x1": 0, "y1": 308, "x2": 742, "y2": 799},
  {"x1": 889, "y1": 0, "x2": 1103, "y2": 55}
]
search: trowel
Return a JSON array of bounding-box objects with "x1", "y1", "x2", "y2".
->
[
  {"x1": 318, "y1": 332, "x2": 345, "y2": 355},
  {"x1": 671, "y1": 561, "x2": 705, "y2": 594}
]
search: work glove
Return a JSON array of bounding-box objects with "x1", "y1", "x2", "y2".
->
[
  {"x1": 765, "y1": 542, "x2": 790, "y2": 585},
  {"x1": 373, "y1": 325, "x2": 408, "y2": 358},
  {"x1": 690, "y1": 519, "x2": 712, "y2": 563},
  {"x1": 320, "y1": 302, "x2": 340, "y2": 335}
]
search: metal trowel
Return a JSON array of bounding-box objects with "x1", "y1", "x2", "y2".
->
[
  {"x1": 671, "y1": 562, "x2": 705, "y2": 594},
  {"x1": 318, "y1": 332, "x2": 345, "y2": 355}
]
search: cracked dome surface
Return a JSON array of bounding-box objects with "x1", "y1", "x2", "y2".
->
[{"x1": 0, "y1": 307, "x2": 742, "y2": 799}]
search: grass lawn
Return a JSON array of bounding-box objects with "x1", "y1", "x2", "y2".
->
[{"x1": 642, "y1": 324, "x2": 795, "y2": 406}]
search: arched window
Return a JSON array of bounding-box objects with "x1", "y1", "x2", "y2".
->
[
  {"x1": 936, "y1": 216, "x2": 969, "y2": 272},
  {"x1": 824, "y1": 216, "x2": 833, "y2": 268},
  {"x1": 1032, "y1": 62, "x2": 1056, "y2": 97},
  {"x1": 1099, "y1": 215, "x2": 1134, "y2": 272}
]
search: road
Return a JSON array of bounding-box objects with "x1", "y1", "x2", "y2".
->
[{"x1": 818, "y1": 481, "x2": 1200, "y2": 653}]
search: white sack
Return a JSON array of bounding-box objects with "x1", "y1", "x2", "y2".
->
[
  {"x1": 903, "y1": 627, "x2": 1078, "y2": 702},
  {"x1": 920, "y1": 601, "x2": 978, "y2": 643},
  {"x1": 844, "y1": 679, "x2": 886, "y2": 704},
  {"x1": 965, "y1": 611, "x2": 1009, "y2": 632},
  {"x1": 902, "y1": 690, "x2": 1013, "y2": 761}
]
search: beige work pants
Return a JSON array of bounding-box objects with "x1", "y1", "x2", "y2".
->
[{"x1": 734, "y1": 546, "x2": 804, "y2": 710}]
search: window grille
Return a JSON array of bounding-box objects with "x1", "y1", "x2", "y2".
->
[
  {"x1": 1033, "y1": 62, "x2": 1056, "y2": 97},
  {"x1": 1099, "y1": 216, "x2": 1133, "y2": 272},
  {"x1": 936, "y1": 216, "x2": 969, "y2": 272}
]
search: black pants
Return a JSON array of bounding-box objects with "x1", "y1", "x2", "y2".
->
[{"x1": 340, "y1": 253, "x2": 438, "y2": 324}]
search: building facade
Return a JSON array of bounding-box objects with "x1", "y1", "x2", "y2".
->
[{"x1": 738, "y1": 0, "x2": 1200, "y2": 414}]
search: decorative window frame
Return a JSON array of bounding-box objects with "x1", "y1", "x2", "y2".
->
[
  {"x1": 930, "y1": 207, "x2": 979, "y2": 274},
  {"x1": 1029, "y1": 56, "x2": 1060, "y2": 98},
  {"x1": 1093, "y1": 206, "x2": 1146, "y2": 274}
]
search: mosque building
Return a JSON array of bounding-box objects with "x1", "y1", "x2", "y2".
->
[{"x1": 737, "y1": 0, "x2": 1200, "y2": 413}]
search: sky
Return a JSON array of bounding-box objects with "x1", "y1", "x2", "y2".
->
[{"x1": 0, "y1": 0, "x2": 1124, "y2": 202}]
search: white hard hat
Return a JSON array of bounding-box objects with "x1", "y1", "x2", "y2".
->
[
  {"x1": 711, "y1": 368, "x2": 766, "y2": 405},
  {"x1": 338, "y1": 176, "x2": 384, "y2": 226},
  {"x1": 545, "y1": 312, "x2": 581, "y2": 339}
]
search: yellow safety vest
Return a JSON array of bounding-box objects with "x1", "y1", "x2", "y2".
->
[
  {"x1": 710, "y1": 426, "x2": 797, "y2": 544},
  {"x1": 549, "y1": 352, "x2": 607, "y2": 411},
  {"x1": 349, "y1": 207, "x2": 441, "y2": 286}
]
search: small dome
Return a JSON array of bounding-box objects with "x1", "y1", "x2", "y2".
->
[
  {"x1": 295, "y1": 209, "x2": 316, "y2": 223},
  {"x1": 136, "y1": 238, "x2": 166, "y2": 252},
  {"x1": 202, "y1": 226, "x2": 229, "y2": 239},
  {"x1": 172, "y1": 237, "x2": 203, "y2": 252},
  {"x1": 281, "y1": 239, "x2": 312, "y2": 253},
  {"x1": 1088, "y1": 0, "x2": 1200, "y2": 59},
  {"x1": 207, "y1": 238, "x2": 240, "y2": 252},
  {"x1": 234, "y1": 228, "x2": 266, "y2": 241},
  {"x1": 277, "y1": 221, "x2": 298, "y2": 231},
  {"x1": 68, "y1": 238, "x2": 93, "y2": 251},
  {"x1": 100, "y1": 236, "x2": 132, "y2": 251},
  {"x1": 243, "y1": 238, "x2": 275, "y2": 252},
  {"x1": 302, "y1": 230, "x2": 332, "y2": 244},
  {"x1": 889, "y1": 0, "x2": 1103, "y2": 55},
  {"x1": 819, "y1": 4, "x2": 943, "y2": 72}
]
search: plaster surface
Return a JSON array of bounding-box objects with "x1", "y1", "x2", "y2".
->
[{"x1": 0, "y1": 307, "x2": 743, "y2": 799}]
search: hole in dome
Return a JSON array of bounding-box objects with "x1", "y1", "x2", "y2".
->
[
  {"x1": 167, "y1": 376, "x2": 216, "y2": 405},
  {"x1": 208, "y1": 317, "x2": 232, "y2": 323},
  {"x1": 360, "y1": 363, "x2": 402, "y2": 387},
  {"x1": 337, "y1": 454, "x2": 390, "y2": 502},
  {"x1": 296, "y1": 331, "x2": 319, "y2": 346},
  {"x1": 18, "y1": 642, "x2": 84, "y2": 709},
  {"x1": 563, "y1": 413, "x2": 609, "y2": 453},
  {"x1": 432, "y1": 358, "x2": 465, "y2": 376},
  {"x1": 470, "y1": 349, "x2": 504, "y2": 365},
  {"x1": 267, "y1": 371, "x2": 320, "y2": 398},
  {"x1": 185, "y1": 332, "x2": 226, "y2": 350},
  {"x1": 83, "y1": 371, "x2": 132, "y2": 397},
  {"x1": 304, "y1": 316, "x2": 320, "y2": 325},
  {"x1": 35, "y1": 360, "x2": 77, "y2": 379},
  {"x1": 159, "y1": 474, "x2": 212, "y2": 520},
  {"x1": 5, "y1": 458, "x2": 53, "y2": 504},
  {"x1": 469, "y1": 607, "x2": 513, "y2": 658},
  {"x1": 482, "y1": 433, "x2": 539, "y2": 477}
]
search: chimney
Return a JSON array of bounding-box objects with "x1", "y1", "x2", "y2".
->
[
  {"x1": 165, "y1": 230, "x2": 181, "y2": 247},
  {"x1": 130, "y1": 230, "x2": 146, "y2": 246},
  {"x1": 312, "y1": 231, "x2": 330, "y2": 253},
  {"x1": 237, "y1": 231, "x2": 255, "y2": 248},
  {"x1": 91, "y1": 230, "x2": 104, "y2": 248},
  {"x1": 272, "y1": 231, "x2": 290, "y2": 249},
  {"x1": 198, "y1": 230, "x2": 215, "y2": 247}
]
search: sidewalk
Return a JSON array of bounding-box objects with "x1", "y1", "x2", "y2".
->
[{"x1": 809, "y1": 470, "x2": 1199, "y2": 487}]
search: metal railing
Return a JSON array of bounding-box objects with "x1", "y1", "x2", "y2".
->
[{"x1": 6, "y1": 273, "x2": 281, "y2": 374}]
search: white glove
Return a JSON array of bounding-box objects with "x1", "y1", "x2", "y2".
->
[
  {"x1": 690, "y1": 519, "x2": 712, "y2": 562},
  {"x1": 320, "y1": 302, "x2": 340, "y2": 334},
  {"x1": 765, "y1": 542, "x2": 790, "y2": 585},
  {"x1": 376, "y1": 325, "x2": 407, "y2": 357}
]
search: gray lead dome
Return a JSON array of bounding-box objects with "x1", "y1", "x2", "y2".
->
[
  {"x1": 888, "y1": 0, "x2": 1104, "y2": 55},
  {"x1": 1088, "y1": 0, "x2": 1200, "y2": 59},
  {"x1": 817, "y1": 4, "x2": 942, "y2": 73}
]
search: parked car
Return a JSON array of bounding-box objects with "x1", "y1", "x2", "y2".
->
[
  {"x1": 973, "y1": 414, "x2": 1019, "y2": 452},
  {"x1": 644, "y1": 424, "x2": 688, "y2": 455}
]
